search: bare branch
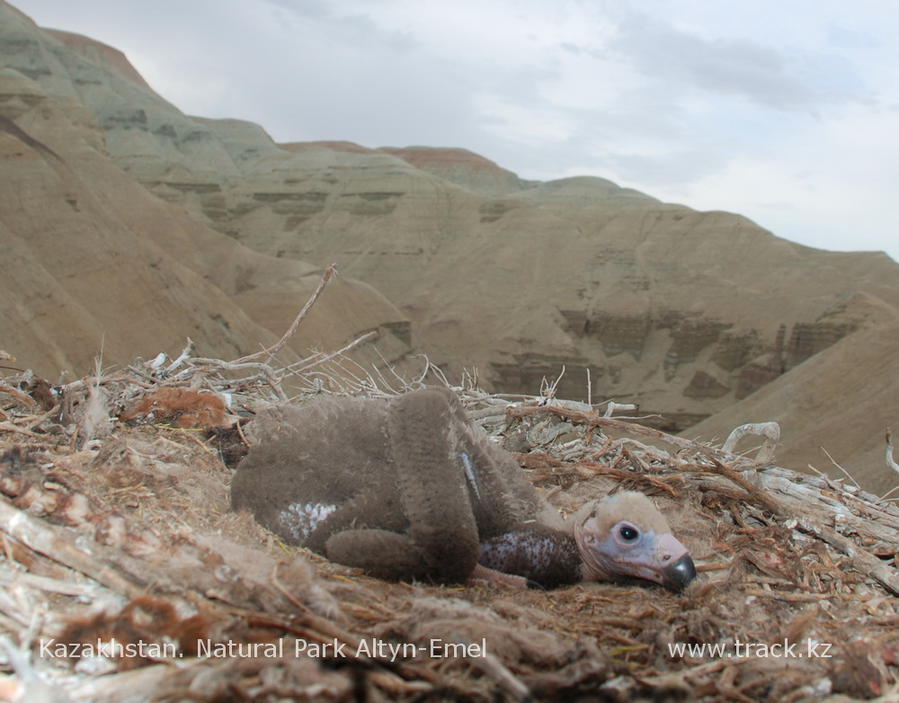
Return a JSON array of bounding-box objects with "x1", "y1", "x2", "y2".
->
[
  {"x1": 539, "y1": 365, "x2": 565, "y2": 399},
  {"x1": 586, "y1": 367, "x2": 592, "y2": 407},
  {"x1": 820, "y1": 446, "x2": 861, "y2": 489},
  {"x1": 722, "y1": 421, "x2": 780, "y2": 462},
  {"x1": 189, "y1": 358, "x2": 287, "y2": 401},
  {"x1": 290, "y1": 330, "x2": 378, "y2": 375},
  {"x1": 603, "y1": 401, "x2": 637, "y2": 418},
  {"x1": 165, "y1": 338, "x2": 194, "y2": 375},
  {"x1": 796, "y1": 517, "x2": 899, "y2": 596},
  {"x1": 0, "y1": 500, "x2": 145, "y2": 598},
  {"x1": 233, "y1": 264, "x2": 338, "y2": 364},
  {"x1": 0, "y1": 383, "x2": 35, "y2": 410},
  {"x1": 886, "y1": 429, "x2": 899, "y2": 475}
]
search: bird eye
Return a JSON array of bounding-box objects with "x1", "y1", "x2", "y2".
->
[{"x1": 619, "y1": 525, "x2": 639, "y2": 541}]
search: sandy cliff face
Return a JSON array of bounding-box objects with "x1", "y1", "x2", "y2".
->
[
  {"x1": 0, "y1": 73, "x2": 264, "y2": 374},
  {"x1": 0, "y1": 4, "x2": 410, "y2": 376},
  {"x1": 45, "y1": 28, "x2": 156, "y2": 93}
]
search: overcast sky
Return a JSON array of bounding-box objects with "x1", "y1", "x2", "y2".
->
[{"x1": 16, "y1": 0, "x2": 899, "y2": 262}]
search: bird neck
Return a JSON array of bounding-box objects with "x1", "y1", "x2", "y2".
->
[
  {"x1": 578, "y1": 557, "x2": 611, "y2": 582},
  {"x1": 573, "y1": 515, "x2": 614, "y2": 583}
]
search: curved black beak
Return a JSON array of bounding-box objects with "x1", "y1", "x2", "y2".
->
[{"x1": 661, "y1": 554, "x2": 697, "y2": 592}]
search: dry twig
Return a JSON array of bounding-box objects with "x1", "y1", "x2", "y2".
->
[{"x1": 232, "y1": 264, "x2": 337, "y2": 365}]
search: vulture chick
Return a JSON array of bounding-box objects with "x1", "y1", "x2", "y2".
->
[{"x1": 231, "y1": 388, "x2": 696, "y2": 591}]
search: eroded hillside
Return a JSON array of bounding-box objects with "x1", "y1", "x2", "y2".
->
[
  {"x1": 0, "y1": 2, "x2": 411, "y2": 377},
  {"x1": 80, "y1": 116, "x2": 899, "y2": 433}
]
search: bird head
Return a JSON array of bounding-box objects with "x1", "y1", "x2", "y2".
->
[{"x1": 573, "y1": 491, "x2": 696, "y2": 592}]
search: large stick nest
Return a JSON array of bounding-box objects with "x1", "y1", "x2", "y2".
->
[{"x1": 0, "y1": 283, "x2": 897, "y2": 702}]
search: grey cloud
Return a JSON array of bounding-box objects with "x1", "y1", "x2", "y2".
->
[
  {"x1": 468, "y1": 96, "x2": 730, "y2": 190},
  {"x1": 607, "y1": 11, "x2": 866, "y2": 111},
  {"x1": 260, "y1": 0, "x2": 332, "y2": 19},
  {"x1": 262, "y1": 0, "x2": 419, "y2": 52},
  {"x1": 223, "y1": 15, "x2": 476, "y2": 147},
  {"x1": 602, "y1": 148, "x2": 730, "y2": 188},
  {"x1": 827, "y1": 25, "x2": 879, "y2": 50}
]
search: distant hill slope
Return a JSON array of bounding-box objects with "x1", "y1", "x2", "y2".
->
[
  {"x1": 686, "y1": 318, "x2": 899, "y2": 495},
  {"x1": 121, "y1": 127, "x2": 899, "y2": 431},
  {"x1": 377, "y1": 145, "x2": 530, "y2": 195},
  {"x1": 0, "y1": 3, "x2": 410, "y2": 376}
]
